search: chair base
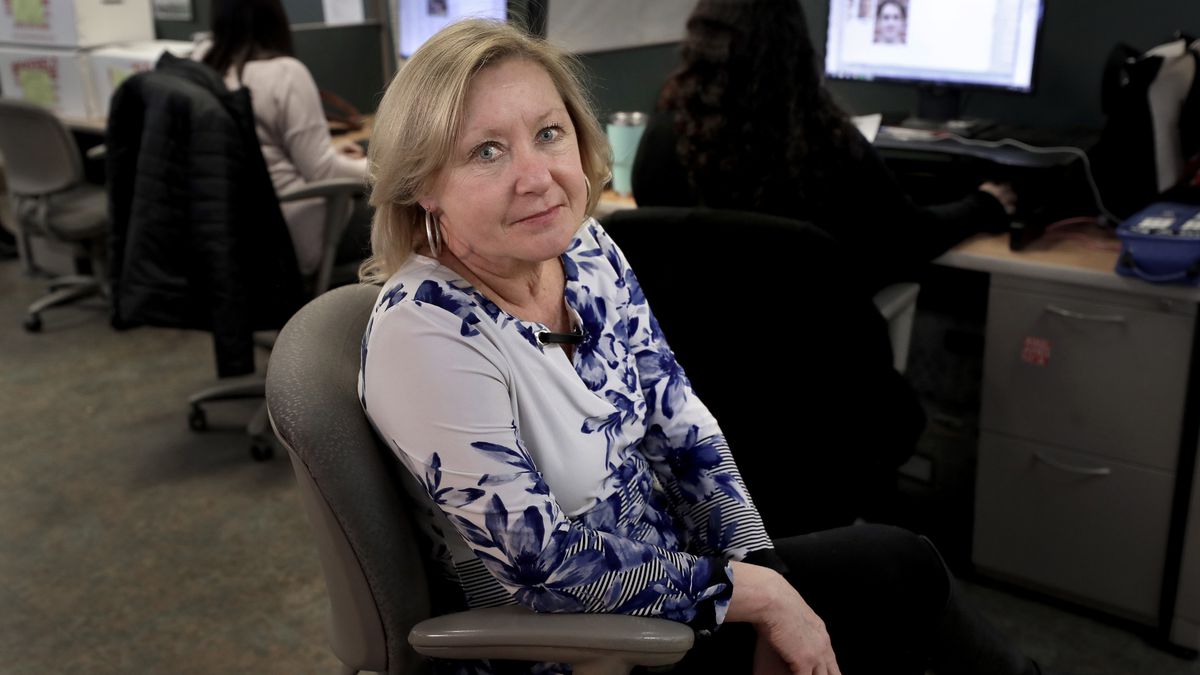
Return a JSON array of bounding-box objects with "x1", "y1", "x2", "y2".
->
[
  {"x1": 24, "y1": 275, "x2": 103, "y2": 332},
  {"x1": 187, "y1": 377, "x2": 276, "y2": 461}
]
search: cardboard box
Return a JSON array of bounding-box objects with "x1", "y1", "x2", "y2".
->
[
  {"x1": 89, "y1": 40, "x2": 193, "y2": 117},
  {"x1": 0, "y1": 45, "x2": 95, "y2": 118},
  {"x1": 0, "y1": 0, "x2": 153, "y2": 48}
]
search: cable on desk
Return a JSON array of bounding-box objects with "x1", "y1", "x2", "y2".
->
[
  {"x1": 1042, "y1": 215, "x2": 1121, "y2": 252},
  {"x1": 939, "y1": 133, "x2": 1121, "y2": 226}
]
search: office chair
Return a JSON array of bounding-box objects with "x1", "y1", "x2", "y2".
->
[
  {"x1": 184, "y1": 176, "x2": 366, "y2": 461},
  {"x1": 600, "y1": 207, "x2": 926, "y2": 536},
  {"x1": 265, "y1": 284, "x2": 695, "y2": 675},
  {"x1": 105, "y1": 54, "x2": 367, "y2": 460},
  {"x1": 0, "y1": 99, "x2": 109, "y2": 332}
]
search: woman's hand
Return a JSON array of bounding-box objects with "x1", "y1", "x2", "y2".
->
[
  {"x1": 729, "y1": 561, "x2": 842, "y2": 675},
  {"x1": 336, "y1": 140, "x2": 366, "y2": 159},
  {"x1": 978, "y1": 181, "x2": 1018, "y2": 216}
]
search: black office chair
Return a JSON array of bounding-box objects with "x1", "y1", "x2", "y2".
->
[
  {"x1": 600, "y1": 207, "x2": 926, "y2": 536},
  {"x1": 266, "y1": 284, "x2": 695, "y2": 675},
  {"x1": 0, "y1": 99, "x2": 109, "y2": 332}
]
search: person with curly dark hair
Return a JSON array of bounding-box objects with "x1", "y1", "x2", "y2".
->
[{"x1": 632, "y1": 0, "x2": 1016, "y2": 291}]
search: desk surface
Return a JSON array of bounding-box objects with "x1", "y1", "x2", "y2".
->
[
  {"x1": 58, "y1": 112, "x2": 377, "y2": 142},
  {"x1": 937, "y1": 231, "x2": 1200, "y2": 303},
  {"x1": 59, "y1": 114, "x2": 107, "y2": 134},
  {"x1": 594, "y1": 194, "x2": 1200, "y2": 303}
]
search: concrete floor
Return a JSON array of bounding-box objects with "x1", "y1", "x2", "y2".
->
[{"x1": 1, "y1": 256, "x2": 1197, "y2": 674}]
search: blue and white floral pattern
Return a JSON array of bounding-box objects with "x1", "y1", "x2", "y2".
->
[{"x1": 360, "y1": 221, "x2": 775, "y2": 675}]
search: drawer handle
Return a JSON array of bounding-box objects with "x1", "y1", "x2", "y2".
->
[
  {"x1": 1043, "y1": 304, "x2": 1126, "y2": 323},
  {"x1": 1033, "y1": 451, "x2": 1112, "y2": 476}
]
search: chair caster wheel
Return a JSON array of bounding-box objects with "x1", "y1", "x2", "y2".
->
[
  {"x1": 188, "y1": 405, "x2": 208, "y2": 432},
  {"x1": 250, "y1": 442, "x2": 274, "y2": 462},
  {"x1": 23, "y1": 314, "x2": 41, "y2": 332}
]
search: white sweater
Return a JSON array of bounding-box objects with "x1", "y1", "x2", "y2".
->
[{"x1": 225, "y1": 56, "x2": 368, "y2": 275}]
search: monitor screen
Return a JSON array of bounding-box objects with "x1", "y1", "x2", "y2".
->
[
  {"x1": 396, "y1": 0, "x2": 508, "y2": 59},
  {"x1": 824, "y1": 0, "x2": 1044, "y2": 93}
]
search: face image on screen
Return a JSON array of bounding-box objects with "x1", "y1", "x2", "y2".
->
[
  {"x1": 825, "y1": 0, "x2": 1043, "y2": 92},
  {"x1": 873, "y1": 0, "x2": 907, "y2": 45},
  {"x1": 397, "y1": 0, "x2": 507, "y2": 58}
]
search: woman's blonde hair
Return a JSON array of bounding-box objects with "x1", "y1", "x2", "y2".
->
[{"x1": 359, "y1": 19, "x2": 612, "y2": 283}]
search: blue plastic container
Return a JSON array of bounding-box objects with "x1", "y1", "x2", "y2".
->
[{"x1": 1115, "y1": 202, "x2": 1200, "y2": 285}]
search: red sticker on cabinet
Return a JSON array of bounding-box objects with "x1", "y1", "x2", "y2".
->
[{"x1": 1021, "y1": 337, "x2": 1051, "y2": 366}]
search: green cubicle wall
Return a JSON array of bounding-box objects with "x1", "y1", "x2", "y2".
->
[
  {"x1": 153, "y1": 0, "x2": 388, "y2": 114},
  {"x1": 578, "y1": 0, "x2": 1200, "y2": 131},
  {"x1": 158, "y1": 0, "x2": 1199, "y2": 131}
]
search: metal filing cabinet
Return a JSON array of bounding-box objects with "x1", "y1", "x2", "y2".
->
[
  {"x1": 1173, "y1": 445, "x2": 1200, "y2": 648},
  {"x1": 972, "y1": 274, "x2": 1197, "y2": 635}
]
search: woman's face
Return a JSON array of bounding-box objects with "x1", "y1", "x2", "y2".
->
[
  {"x1": 878, "y1": 3, "x2": 905, "y2": 43},
  {"x1": 421, "y1": 57, "x2": 587, "y2": 274}
]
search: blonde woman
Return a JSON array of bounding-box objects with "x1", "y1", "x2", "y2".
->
[{"x1": 359, "y1": 19, "x2": 1050, "y2": 675}]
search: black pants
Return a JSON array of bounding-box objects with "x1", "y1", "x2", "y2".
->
[{"x1": 664, "y1": 525, "x2": 1038, "y2": 675}]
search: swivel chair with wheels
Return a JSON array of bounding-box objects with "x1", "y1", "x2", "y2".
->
[
  {"x1": 106, "y1": 54, "x2": 366, "y2": 461},
  {"x1": 0, "y1": 99, "x2": 109, "y2": 332},
  {"x1": 183, "y1": 176, "x2": 367, "y2": 461},
  {"x1": 600, "y1": 207, "x2": 926, "y2": 536},
  {"x1": 266, "y1": 284, "x2": 695, "y2": 675}
]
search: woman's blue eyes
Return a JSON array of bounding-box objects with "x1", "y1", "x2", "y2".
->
[
  {"x1": 471, "y1": 126, "x2": 563, "y2": 161},
  {"x1": 477, "y1": 144, "x2": 499, "y2": 160}
]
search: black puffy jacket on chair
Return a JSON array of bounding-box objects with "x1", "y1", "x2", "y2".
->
[{"x1": 106, "y1": 53, "x2": 305, "y2": 377}]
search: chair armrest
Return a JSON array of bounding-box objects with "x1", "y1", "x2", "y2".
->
[
  {"x1": 872, "y1": 282, "x2": 921, "y2": 373},
  {"x1": 278, "y1": 177, "x2": 366, "y2": 203},
  {"x1": 872, "y1": 282, "x2": 920, "y2": 322},
  {"x1": 409, "y1": 606, "x2": 694, "y2": 671}
]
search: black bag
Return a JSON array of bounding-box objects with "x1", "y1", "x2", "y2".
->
[{"x1": 1091, "y1": 36, "x2": 1200, "y2": 219}]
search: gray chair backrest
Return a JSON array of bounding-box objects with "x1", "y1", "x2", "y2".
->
[
  {"x1": 266, "y1": 284, "x2": 433, "y2": 675},
  {"x1": 0, "y1": 99, "x2": 84, "y2": 196}
]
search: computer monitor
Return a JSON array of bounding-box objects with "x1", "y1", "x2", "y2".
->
[
  {"x1": 824, "y1": 0, "x2": 1044, "y2": 124},
  {"x1": 395, "y1": 0, "x2": 508, "y2": 59}
]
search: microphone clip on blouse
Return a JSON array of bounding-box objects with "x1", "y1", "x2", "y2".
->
[{"x1": 536, "y1": 326, "x2": 585, "y2": 346}]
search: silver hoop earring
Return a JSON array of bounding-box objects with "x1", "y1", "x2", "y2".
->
[
  {"x1": 424, "y1": 209, "x2": 442, "y2": 257},
  {"x1": 584, "y1": 176, "x2": 592, "y2": 204}
]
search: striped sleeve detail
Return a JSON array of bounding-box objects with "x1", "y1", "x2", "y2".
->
[
  {"x1": 455, "y1": 558, "x2": 517, "y2": 608},
  {"x1": 654, "y1": 435, "x2": 776, "y2": 560}
]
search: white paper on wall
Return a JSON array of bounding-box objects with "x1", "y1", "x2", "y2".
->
[
  {"x1": 153, "y1": 0, "x2": 193, "y2": 22},
  {"x1": 546, "y1": 0, "x2": 695, "y2": 54},
  {"x1": 323, "y1": 0, "x2": 365, "y2": 25}
]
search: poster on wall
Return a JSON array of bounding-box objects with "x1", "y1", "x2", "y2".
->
[
  {"x1": 323, "y1": 0, "x2": 365, "y2": 25},
  {"x1": 152, "y1": 0, "x2": 193, "y2": 22},
  {"x1": 546, "y1": 0, "x2": 695, "y2": 54},
  {"x1": 395, "y1": 0, "x2": 506, "y2": 59}
]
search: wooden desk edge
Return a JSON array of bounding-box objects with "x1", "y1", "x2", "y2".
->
[{"x1": 937, "y1": 233, "x2": 1200, "y2": 302}]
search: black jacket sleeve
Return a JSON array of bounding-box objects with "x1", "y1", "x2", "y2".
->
[
  {"x1": 805, "y1": 127, "x2": 1010, "y2": 288},
  {"x1": 632, "y1": 111, "x2": 697, "y2": 208}
]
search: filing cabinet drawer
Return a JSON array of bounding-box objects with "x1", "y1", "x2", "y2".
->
[
  {"x1": 1174, "y1": 441, "x2": 1200, "y2": 647},
  {"x1": 973, "y1": 434, "x2": 1174, "y2": 620},
  {"x1": 981, "y1": 280, "x2": 1193, "y2": 470}
]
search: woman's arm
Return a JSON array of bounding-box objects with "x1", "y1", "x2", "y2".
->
[
  {"x1": 362, "y1": 290, "x2": 735, "y2": 631},
  {"x1": 273, "y1": 58, "x2": 368, "y2": 182},
  {"x1": 728, "y1": 561, "x2": 842, "y2": 675},
  {"x1": 817, "y1": 126, "x2": 1010, "y2": 286}
]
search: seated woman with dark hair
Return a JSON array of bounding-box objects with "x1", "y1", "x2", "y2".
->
[
  {"x1": 358, "y1": 17, "x2": 1056, "y2": 675},
  {"x1": 633, "y1": 0, "x2": 1016, "y2": 292},
  {"x1": 200, "y1": 0, "x2": 369, "y2": 277}
]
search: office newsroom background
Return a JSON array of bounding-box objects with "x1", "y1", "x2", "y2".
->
[{"x1": 149, "y1": 0, "x2": 1198, "y2": 135}]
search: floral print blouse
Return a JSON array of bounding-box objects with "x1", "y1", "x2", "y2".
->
[{"x1": 359, "y1": 219, "x2": 774, "y2": 674}]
